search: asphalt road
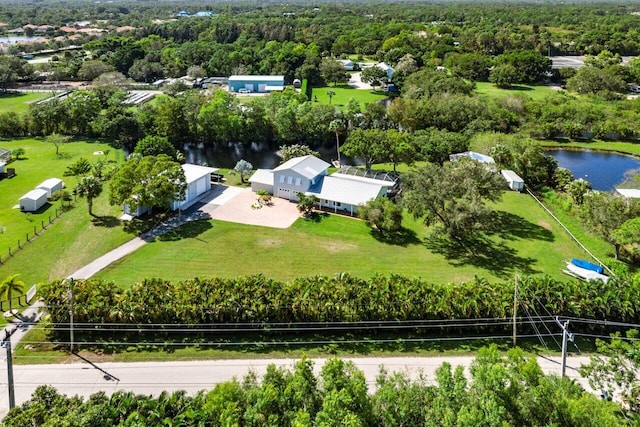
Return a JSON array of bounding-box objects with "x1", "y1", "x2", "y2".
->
[{"x1": 0, "y1": 355, "x2": 593, "y2": 418}]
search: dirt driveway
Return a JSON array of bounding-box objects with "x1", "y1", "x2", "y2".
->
[{"x1": 207, "y1": 188, "x2": 300, "y2": 228}]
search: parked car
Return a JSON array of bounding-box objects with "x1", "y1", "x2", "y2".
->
[{"x1": 238, "y1": 88, "x2": 252, "y2": 93}]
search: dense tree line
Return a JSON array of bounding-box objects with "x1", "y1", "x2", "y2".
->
[
  {"x1": 6, "y1": 1, "x2": 640, "y2": 84},
  {"x1": 3, "y1": 348, "x2": 623, "y2": 426},
  {"x1": 40, "y1": 274, "x2": 640, "y2": 345}
]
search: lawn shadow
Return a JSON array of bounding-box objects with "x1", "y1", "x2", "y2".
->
[
  {"x1": 485, "y1": 210, "x2": 554, "y2": 242},
  {"x1": 158, "y1": 219, "x2": 213, "y2": 242},
  {"x1": 424, "y1": 233, "x2": 539, "y2": 278},
  {"x1": 504, "y1": 84, "x2": 534, "y2": 91},
  {"x1": 91, "y1": 215, "x2": 120, "y2": 228},
  {"x1": 369, "y1": 227, "x2": 421, "y2": 247},
  {"x1": 303, "y1": 211, "x2": 329, "y2": 223}
]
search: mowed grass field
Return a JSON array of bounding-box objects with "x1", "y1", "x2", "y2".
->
[
  {"x1": 475, "y1": 82, "x2": 558, "y2": 100},
  {"x1": 311, "y1": 84, "x2": 388, "y2": 109},
  {"x1": 0, "y1": 91, "x2": 51, "y2": 113},
  {"x1": 95, "y1": 191, "x2": 595, "y2": 287},
  {"x1": 0, "y1": 138, "x2": 134, "y2": 285}
]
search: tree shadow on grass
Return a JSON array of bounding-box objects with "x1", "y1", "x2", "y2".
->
[
  {"x1": 303, "y1": 211, "x2": 330, "y2": 223},
  {"x1": 424, "y1": 233, "x2": 539, "y2": 278},
  {"x1": 91, "y1": 215, "x2": 120, "y2": 228},
  {"x1": 369, "y1": 227, "x2": 421, "y2": 247},
  {"x1": 485, "y1": 210, "x2": 554, "y2": 242},
  {"x1": 158, "y1": 219, "x2": 213, "y2": 242}
]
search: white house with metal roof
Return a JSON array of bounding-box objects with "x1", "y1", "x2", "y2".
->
[
  {"x1": 271, "y1": 155, "x2": 330, "y2": 201},
  {"x1": 249, "y1": 155, "x2": 397, "y2": 214},
  {"x1": 306, "y1": 172, "x2": 395, "y2": 215}
]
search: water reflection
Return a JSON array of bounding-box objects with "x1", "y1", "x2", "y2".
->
[
  {"x1": 546, "y1": 149, "x2": 640, "y2": 191},
  {"x1": 182, "y1": 142, "x2": 351, "y2": 169}
]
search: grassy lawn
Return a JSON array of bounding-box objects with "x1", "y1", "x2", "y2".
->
[
  {"x1": 0, "y1": 91, "x2": 51, "y2": 113},
  {"x1": 311, "y1": 84, "x2": 388, "y2": 109},
  {"x1": 0, "y1": 138, "x2": 136, "y2": 285},
  {"x1": 94, "y1": 191, "x2": 592, "y2": 287},
  {"x1": 475, "y1": 82, "x2": 558, "y2": 100},
  {"x1": 15, "y1": 323, "x2": 584, "y2": 364}
]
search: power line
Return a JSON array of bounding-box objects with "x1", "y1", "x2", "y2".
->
[{"x1": 16, "y1": 334, "x2": 562, "y2": 348}]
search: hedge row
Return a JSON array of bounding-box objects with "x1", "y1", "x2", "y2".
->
[{"x1": 41, "y1": 274, "x2": 640, "y2": 327}]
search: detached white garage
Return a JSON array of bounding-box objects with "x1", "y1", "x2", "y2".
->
[
  {"x1": 20, "y1": 188, "x2": 49, "y2": 212},
  {"x1": 172, "y1": 164, "x2": 219, "y2": 210},
  {"x1": 37, "y1": 178, "x2": 64, "y2": 198}
]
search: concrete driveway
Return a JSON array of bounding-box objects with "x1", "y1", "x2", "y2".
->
[
  {"x1": 208, "y1": 188, "x2": 300, "y2": 228},
  {"x1": 348, "y1": 72, "x2": 373, "y2": 90}
]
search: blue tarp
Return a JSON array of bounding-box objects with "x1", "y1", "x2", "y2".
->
[{"x1": 571, "y1": 259, "x2": 604, "y2": 274}]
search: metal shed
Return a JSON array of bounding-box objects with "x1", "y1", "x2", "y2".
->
[
  {"x1": 501, "y1": 169, "x2": 525, "y2": 191},
  {"x1": 37, "y1": 178, "x2": 64, "y2": 198},
  {"x1": 20, "y1": 188, "x2": 48, "y2": 212},
  {"x1": 228, "y1": 75, "x2": 285, "y2": 93}
]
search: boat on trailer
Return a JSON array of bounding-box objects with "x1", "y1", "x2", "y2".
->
[{"x1": 563, "y1": 262, "x2": 609, "y2": 283}]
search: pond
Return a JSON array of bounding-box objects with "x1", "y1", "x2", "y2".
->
[
  {"x1": 182, "y1": 142, "x2": 347, "y2": 169},
  {"x1": 546, "y1": 148, "x2": 640, "y2": 191}
]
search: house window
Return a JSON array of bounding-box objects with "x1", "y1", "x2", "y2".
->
[
  {"x1": 279, "y1": 175, "x2": 285, "y2": 183},
  {"x1": 336, "y1": 202, "x2": 341, "y2": 207},
  {"x1": 287, "y1": 176, "x2": 293, "y2": 184},
  {"x1": 295, "y1": 177, "x2": 301, "y2": 186}
]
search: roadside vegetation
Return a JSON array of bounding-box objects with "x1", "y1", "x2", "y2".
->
[
  {"x1": 5, "y1": 348, "x2": 623, "y2": 427},
  {"x1": 2, "y1": 0, "x2": 640, "y2": 422}
]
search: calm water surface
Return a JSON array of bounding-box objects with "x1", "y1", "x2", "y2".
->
[{"x1": 546, "y1": 149, "x2": 640, "y2": 191}]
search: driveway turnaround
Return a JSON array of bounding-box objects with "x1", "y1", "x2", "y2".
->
[
  {"x1": 209, "y1": 188, "x2": 301, "y2": 228},
  {"x1": 0, "y1": 355, "x2": 593, "y2": 418}
]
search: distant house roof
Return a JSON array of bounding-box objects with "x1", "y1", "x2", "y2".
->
[
  {"x1": 273, "y1": 155, "x2": 330, "y2": 179},
  {"x1": 249, "y1": 169, "x2": 274, "y2": 186},
  {"x1": 194, "y1": 11, "x2": 215, "y2": 17},
  {"x1": 376, "y1": 62, "x2": 393, "y2": 71},
  {"x1": 616, "y1": 188, "x2": 640, "y2": 198},
  {"x1": 307, "y1": 174, "x2": 389, "y2": 206},
  {"x1": 229, "y1": 75, "x2": 285, "y2": 82},
  {"x1": 339, "y1": 59, "x2": 354, "y2": 65},
  {"x1": 449, "y1": 151, "x2": 495, "y2": 164},
  {"x1": 182, "y1": 163, "x2": 218, "y2": 184}
]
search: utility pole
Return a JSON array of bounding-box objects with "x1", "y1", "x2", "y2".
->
[
  {"x1": 555, "y1": 317, "x2": 574, "y2": 377},
  {"x1": 513, "y1": 274, "x2": 519, "y2": 348},
  {"x1": 3, "y1": 332, "x2": 15, "y2": 410},
  {"x1": 68, "y1": 279, "x2": 74, "y2": 353}
]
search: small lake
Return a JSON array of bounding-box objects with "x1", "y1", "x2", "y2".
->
[
  {"x1": 546, "y1": 149, "x2": 640, "y2": 191},
  {"x1": 182, "y1": 142, "x2": 349, "y2": 169}
]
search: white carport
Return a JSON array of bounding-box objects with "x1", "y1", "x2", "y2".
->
[
  {"x1": 19, "y1": 188, "x2": 48, "y2": 212},
  {"x1": 37, "y1": 178, "x2": 64, "y2": 198}
]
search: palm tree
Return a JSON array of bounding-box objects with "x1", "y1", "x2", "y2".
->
[
  {"x1": 1, "y1": 274, "x2": 25, "y2": 313},
  {"x1": 329, "y1": 119, "x2": 346, "y2": 167},
  {"x1": 75, "y1": 175, "x2": 103, "y2": 216},
  {"x1": 326, "y1": 90, "x2": 335, "y2": 104}
]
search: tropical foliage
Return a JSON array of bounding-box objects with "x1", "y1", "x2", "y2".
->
[
  {"x1": 38, "y1": 273, "x2": 640, "y2": 346},
  {"x1": 3, "y1": 349, "x2": 623, "y2": 426}
]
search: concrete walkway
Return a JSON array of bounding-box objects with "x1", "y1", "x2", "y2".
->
[
  {"x1": 68, "y1": 185, "x2": 243, "y2": 280},
  {"x1": 1, "y1": 185, "x2": 244, "y2": 346}
]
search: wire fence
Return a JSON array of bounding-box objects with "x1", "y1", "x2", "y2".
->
[
  {"x1": 524, "y1": 186, "x2": 614, "y2": 276},
  {"x1": 0, "y1": 208, "x2": 63, "y2": 265}
]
